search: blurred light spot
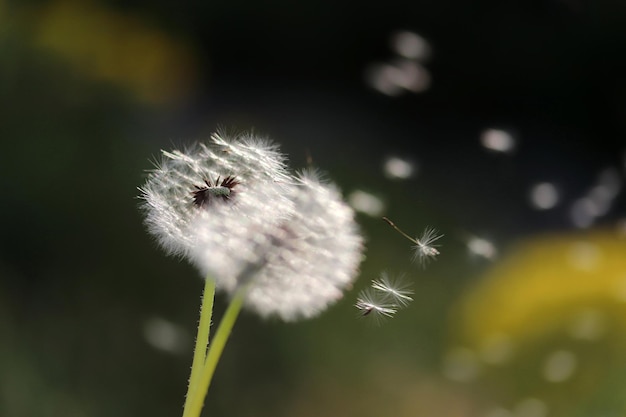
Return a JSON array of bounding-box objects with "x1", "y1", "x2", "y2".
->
[
  {"x1": 589, "y1": 184, "x2": 617, "y2": 208},
  {"x1": 365, "y1": 60, "x2": 431, "y2": 96},
  {"x1": 589, "y1": 184, "x2": 613, "y2": 203},
  {"x1": 390, "y1": 31, "x2": 431, "y2": 61},
  {"x1": 442, "y1": 347, "x2": 480, "y2": 382},
  {"x1": 567, "y1": 241, "x2": 601, "y2": 271},
  {"x1": 33, "y1": 0, "x2": 197, "y2": 104},
  {"x1": 480, "y1": 334, "x2": 514, "y2": 364},
  {"x1": 383, "y1": 156, "x2": 416, "y2": 180},
  {"x1": 467, "y1": 236, "x2": 497, "y2": 260},
  {"x1": 569, "y1": 198, "x2": 596, "y2": 228},
  {"x1": 484, "y1": 407, "x2": 513, "y2": 417},
  {"x1": 365, "y1": 63, "x2": 404, "y2": 96},
  {"x1": 398, "y1": 61, "x2": 431, "y2": 93},
  {"x1": 143, "y1": 317, "x2": 188, "y2": 354},
  {"x1": 513, "y1": 398, "x2": 548, "y2": 417},
  {"x1": 596, "y1": 167, "x2": 622, "y2": 199},
  {"x1": 480, "y1": 129, "x2": 516, "y2": 153},
  {"x1": 529, "y1": 182, "x2": 559, "y2": 210},
  {"x1": 569, "y1": 308, "x2": 605, "y2": 340},
  {"x1": 457, "y1": 229, "x2": 626, "y2": 348},
  {"x1": 570, "y1": 168, "x2": 622, "y2": 228},
  {"x1": 587, "y1": 187, "x2": 612, "y2": 217},
  {"x1": 543, "y1": 350, "x2": 577, "y2": 382},
  {"x1": 347, "y1": 190, "x2": 385, "y2": 217}
]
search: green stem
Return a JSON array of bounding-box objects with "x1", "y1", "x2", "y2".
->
[
  {"x1": 182, "y1": 277, "x2": 216, "y2": 415},
  {"x1": 182, "y1": 285, "x2": 248, "y2": 417}
]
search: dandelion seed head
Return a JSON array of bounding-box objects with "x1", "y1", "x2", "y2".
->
[
  {"x1": 140, "y1": 132, "x2": 364, "y2": 322},
  {"x1": 192, "y1": 170, "x2": 364, "y2": 321}
]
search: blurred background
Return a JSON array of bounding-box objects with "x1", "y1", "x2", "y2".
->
[{"x1": 2, "y1": 0, "x2": 626, "y2": 416}]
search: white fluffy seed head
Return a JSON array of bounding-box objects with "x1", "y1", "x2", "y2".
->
[
  {"x1": 192, "y1": 170, "x2": 364, "y2": 321},
  {"x1": 139, "y1": 132, "x2": 364, "y2": 322}
]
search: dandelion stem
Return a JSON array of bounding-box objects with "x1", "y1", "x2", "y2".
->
[
  {"x1": 183, "y1": 277, "x2": 215, "y2": 414},
  {"x1": 382, "y1": 217, "x2": 418, "y2": 245},
  {"x1": 182, "y1": 284, "x2": 248, "y2": 417}
]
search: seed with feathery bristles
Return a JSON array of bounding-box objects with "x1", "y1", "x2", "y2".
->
[
  {"x1": 382, "y1": 217, "x2": 443, "y2": 267},
  {"x1": 355, "y1": 288, "x2": 398, "y2": 321},
  {"x1": 370, "y1": 272, "x2": 413, "y2": 307},
  {"x1": 411, "y1": 226, "x2": 443, "y2": 266}
]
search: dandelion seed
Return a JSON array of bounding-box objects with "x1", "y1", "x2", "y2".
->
[
  {"x1": 370, "y1": 272, "x2": 413, "y2": 307},
  {"x1": 382, "y1": 217, "x2": 443, "y2": 267},
  {"x1": 355, "y1": 272, "x2": 414, "y2": 323},
  {"x1": 412, "y1": 226, "x2": 443, "y2": 266},
  {"x1": 355, "y1": 288, "x2": 398, "y2": 323}
]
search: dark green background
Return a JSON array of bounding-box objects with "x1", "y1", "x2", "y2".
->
[{"x1": 1, "y1": 1, "x2": 626, "y2": 416}]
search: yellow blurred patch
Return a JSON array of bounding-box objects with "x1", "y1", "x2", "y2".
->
[
  {"x1": 455, "y1": 228, "x2": 626, "y2": 348},
  {"x1": 31, "y1": 0, "x2": 198, "y2": 104}
]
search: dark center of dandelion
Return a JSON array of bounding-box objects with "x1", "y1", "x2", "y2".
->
[{"x1": 192, "y1": 175, "x2": 240, "y2": 207}]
